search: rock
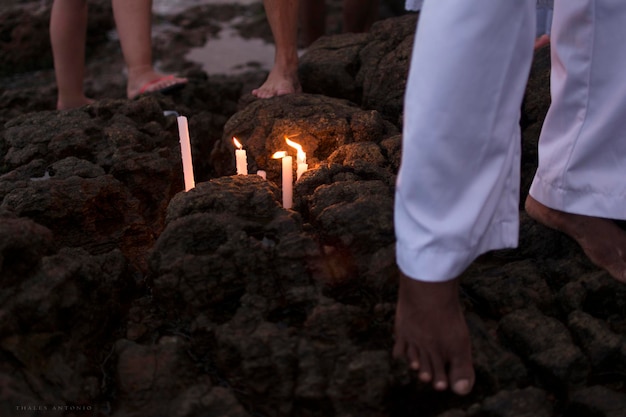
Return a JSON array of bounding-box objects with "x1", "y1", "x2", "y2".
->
[
  {"x1": 498, "y1": 308, "x2": 590, "y2": 390},
  {"x1": 477, "y1": 387, "x2": 554, "y2": 417},
  {"x1": 299, "y1": 33, "x2": 372, "y2": 104},
  {"x1": 463, "y1": 260, "x2": 555, "y2": 317},
  {"x1": 567, "y1": 310, "x2": 626, "y2": 377},
  {"x1": 566, "y1": 386, "x2": 626, "y2": 417},
  {"x1": 213, "y1": 93, "x2": 398, "y2": 184},
  {"x1": 358, "y1": 13, "x2": 418, "y2": 125},
  {"x1": 0, "y1": 216, "x2": 54, "y2": 286},
  {"x1": 0, "y1": 243, "x2": 131, "y2": 412},
  {"x1": 0, "y1": 1, "x2": 113, "y2": 76},
  {"x1": 113, "y1": 336, "x2": 245, "y2": 417},
  {"x1": 150, "y1": 175, "x2": 321, "y2": 321}
]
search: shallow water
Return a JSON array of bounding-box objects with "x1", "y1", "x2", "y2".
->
[
  {"x1": 153, "y1": 0, "x2": 262, "y2": 16},
  {"x1": 154, "y1": 0, "x2": 275, "y2": 75},
  {"x1": 185, "y1": 20, "x2": 276, "y2": 76}
]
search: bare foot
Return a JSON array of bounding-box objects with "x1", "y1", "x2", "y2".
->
[
  {"x1": 127, "y1": 68, "x2": 188, "y2": 99},
  {"x1": 252, "y1": 69, "x2": 301, "y2": 99},
  {"x1": 525, "y1": 195, "x2": 626, "y2": 283},
  {"x1": 393, "y1": 273, "x2": 475, "y2": 395},
  {"x1": 56, "y1": 96, "x2": 94, "y2": 110}
]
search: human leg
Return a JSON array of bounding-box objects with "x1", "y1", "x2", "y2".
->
[
  {"x1": 252, "y1": 0, "x2": 302, "y2": 98},
  {"x1": 528, "y1": 0, "x2": 626, "y2": 282},
  {"x1": 342, "y1": 0, "x2": 378, "y2": 34},
  {"x1": 111, "y1": 0, "x2": 186, "y2": 99},
  {"x1": 299, "y1": 0, "x2": 325, "y2": 47},
  {"x1": 50, "y1": 0, "x2": 93, "y2": 110},
  {"x1": 394, "y1": 0, "x2": 536, "y2": 394}
]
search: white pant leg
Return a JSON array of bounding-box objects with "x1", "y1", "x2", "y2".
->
[
  {"x1": 395, "y1": 0, "x2": 536, "y2": 282},
  {"x1": 530, "y1": 0, "x2": 626, "y2": 220}
]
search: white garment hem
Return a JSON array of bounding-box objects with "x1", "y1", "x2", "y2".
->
[
  {"x1": 396, "y1": 219, "x2": 519, "y2": 282},
  {"x1": 530, "y1": 175, "x2": 626, "y2": 221}
]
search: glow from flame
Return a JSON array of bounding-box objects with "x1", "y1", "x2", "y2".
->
[
  {"x1": 233, "y1": 137, "x2": 243, "y2": 149},
  {"x1": 285, "y1": 137, "x2": 305, "y2": 162},
  {"x1": 272, "y1": 151, "x2": 287, "y2": 159}
]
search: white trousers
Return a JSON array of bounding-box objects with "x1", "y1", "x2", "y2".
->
[{"x1": 396, "y1": 0, "x2": 626, "y2": 282}]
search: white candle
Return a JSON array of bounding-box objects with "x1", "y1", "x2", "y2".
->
[
  {"x1": 282, "y1": 156, "x2": 293, "y2": 209},
  {"x1": 256, "y1": 170, "x2": 266, "y2": 179},
  {"x1": 286, "y1": 137, "x2": 308, "y2": 180},
  {"x1": 233, "y1": 137, "x2": 248, "y2": 175},
  {"x1": 176, "y1": 116, "x2": 195, "y2": 191},
  {"x1": 272, "y1": 151, "x2": 293, "y2": 209}
]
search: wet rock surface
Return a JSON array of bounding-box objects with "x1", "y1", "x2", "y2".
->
[{"x1": 1, "y1": 2, "x2": 626, "y2": 417}]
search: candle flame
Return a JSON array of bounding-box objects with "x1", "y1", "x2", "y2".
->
[
  {"x1": 233, "y1": 137, "x2": 243, "y2": 149},
  {"x1": 285, "y1": 137, "x2": 306, "y2": 162},
  {"x1": 272, "y1": 151, "x2": 287, "y2": 159}
]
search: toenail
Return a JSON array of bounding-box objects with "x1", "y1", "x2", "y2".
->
[
  {"x1": 452, "y1": 379, "x2": 471, "y2": 395},
  {"x1": 434, "y1": 380, "x2": 447, "y2": 390},
  {"x1": 419, "y1": 372, "x2": 431, "y2": 382},
  {"x1": 410, "y1": 360, "x2": 420, "y2": 370}
]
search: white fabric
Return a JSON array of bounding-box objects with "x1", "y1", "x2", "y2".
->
[
  {"x1": 405, "y1": 0, "x2": 423, "y2": 11},
  {"x1": 530, "y1": 0, "x2": 626, "y2": 220},
  {"x1": 406, "y1": 0, "x2": 554, "y2": 36},
  {"x1": 396, "y1": 0, "x2": 626, "y2": 282}
]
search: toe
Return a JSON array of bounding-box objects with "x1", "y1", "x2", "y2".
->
[
  {"x1": 430, "y1": 355, "x2": 448, "y2": 391},
  {"x1": 449, "y1": 355, "x2": 475, "y2": 396},
  {"x1": 407, "y1": 345, "x2": 421, "y2": 371},
  {"x1": 417, "y1": 349, "x2": 433, "y2": 382}
]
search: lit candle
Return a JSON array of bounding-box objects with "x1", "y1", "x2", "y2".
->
[
  {"x1": 272, "y1": 151, "x2": 293, "y2": 209},
  {"x1": 176, "y1": 116, "x2": 195, "y2": 191},
  {"x1": 233, "y1": 137, "x2": 248, "y2": 175},
  {"x1": 285, "y1": 137, "x2": 308, "y2": 180}
]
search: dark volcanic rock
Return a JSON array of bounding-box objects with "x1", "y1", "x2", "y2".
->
[
  {"x1": 566, "y1": 385, "x2": 626, "y2": 417},
  {"x1": 1, "y1": 6, "x2": 623, "y2": 417},
  {"x1": 0, "y1": 0, "x2": 113, "y2": 76},
  {"x1": 0, "y1": 224, "x2": 133, "y2": 414},
  {"x1": 214, "y1": 93, "x2": 398, "y2": 184},
  {"x1": 299, "y1": 13, "x2": 418, "y2": 126},
  {"x1": 478, "y1": 387, "x2": 554, "y2": 417},
  {"x1": 498, "y1": 308, "x2": 590, "y2": 391},
  {"x1": 150, "y1": 175, "x2": 320, "y2": 322}
]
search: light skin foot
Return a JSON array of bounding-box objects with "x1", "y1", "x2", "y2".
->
[
  {"x1": 252, "y1": 68, "x2": 302, "y2": 99},
  {"x1": 525, "y1": 195, "x2": 626, "y2": 283},
  {"x1": 393, "y1": 273, "x2": 475, "y2": 395},
  {"x1": 126, "y1": 67, "x2": 188, "y2": 100}
]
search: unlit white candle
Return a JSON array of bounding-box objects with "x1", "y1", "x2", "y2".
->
[
  {"x1": 257, "y1": 170, "x2": 266, "y2": 179},
  {"x1": 282, "y1": 156, "x2": 293, "y2": 209},
  {"x1": 176, "y1": 116, "x2": 195, "y2": 191}
]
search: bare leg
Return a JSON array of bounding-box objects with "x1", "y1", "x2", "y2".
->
[
  {"x1": 342, "y1": 0, "x2": 378, "y2": 34},
  {"x1": 393, "y1": 274, "x2": 475, "y2": 395},
  {"x1": 50, "y1": 0, "x2": 94, "y2": 110},
  {"x1": 112, "y1": 0, "x2": 186, "y2": 99},
  {"x1": 252, "y1": 0, "x2": 302, "y2": 98},
  {"x1": 299, "y1": 0, "x2": 325, "y2": 47},
  {"x1": 525, "y1": 196, "x2": 626, "y2": 282}
]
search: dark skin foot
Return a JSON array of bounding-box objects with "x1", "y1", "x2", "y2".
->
[
  {"x1": 393, "y1": 273, "x2": 475, "y2": 395},
  {"x1": 525, "y1": 195, "x2": 626, "y2": 283}
]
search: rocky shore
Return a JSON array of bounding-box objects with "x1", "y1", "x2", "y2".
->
[{"x1": 1, "y1": 1, "x2": 625, "y2": 417}]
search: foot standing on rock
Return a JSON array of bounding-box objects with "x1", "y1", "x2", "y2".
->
[
  {"x1": 394, "y1": 0, "x2": 626, "y2": 395},
  {"x1": 50, "y1": 0, "x2": 187, "y2": 110},
  {"x1": 252, "y1": 0, "x2": 378, "y2": 98}
]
